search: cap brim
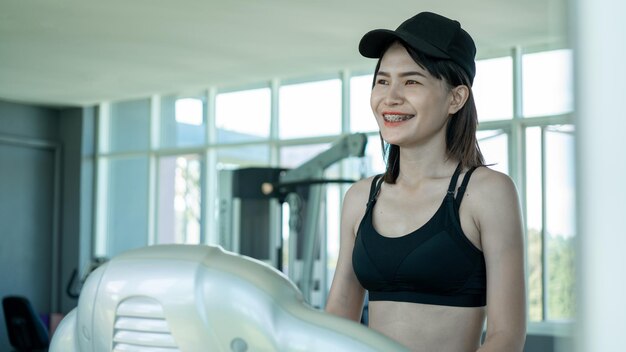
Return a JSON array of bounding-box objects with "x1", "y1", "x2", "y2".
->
[{"x1": 358, "y1": 29, "x2": 450, "y2": 60}]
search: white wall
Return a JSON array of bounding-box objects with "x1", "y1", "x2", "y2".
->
[{"x1": 575, "y1": 0, "x2": 626, "y2": 350}]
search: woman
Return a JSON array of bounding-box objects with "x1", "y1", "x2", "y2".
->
[{"x1": 326, "y1": 12, "x2": 526, "y2": 352}]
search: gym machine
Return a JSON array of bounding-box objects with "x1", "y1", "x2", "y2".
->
[{"x1": 218, "y1": 133, "x2": 367, "y2": 308}]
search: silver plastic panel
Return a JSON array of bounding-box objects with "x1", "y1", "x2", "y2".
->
[{"x1": 50, "y1": 244, "x2": 409, "y2": 352}]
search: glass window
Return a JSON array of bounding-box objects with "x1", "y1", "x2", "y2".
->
[
  {"x1": 216, "y1": 88, "x2": 271, "y2": 143},
  {"x1": 104, "y1": 156, "x2": 149, "y2": 256},
  {"x1": 279, "y1": 79, "x2": 342, "y2": 139},
  {"x1": 477, "y1": 130, "x2": 509, "y2": 174},
  {"x1": 157, "y1": 154, "x2": 202, "y2": 245},
  {"x1": 525, "y1": 124, "x2": 576, "y2": 322},
  {"x1": 216, "y1": 145, "x2": 271, "y2": 169},
  {"x1": 279, "y1": 143, "x2": 331, "y2": 169},
  {"x1": 92, "y1": 46, "x2": 576, "y2": 322},
  {"x1": 350, "y1": 74, "x2": 378, "y2": 133},
  {"x1": 544, "y1": 125, "x2": 575, "y2": 321},
  {"x1": 526, "y1": 126, "x2": 543, "y2": 321},
  {"x1": 108, "y1": 98, "x2": 151, "y2": 153},
  {"x1": 523, "y1": 50, "x2": 574, "y2": 117},
  {"x1": 160, "y1": 94, "x2": 206, "y2": 148},
  {"x1": 473, "y1": 57, "x2": 513, "y2": 121}
]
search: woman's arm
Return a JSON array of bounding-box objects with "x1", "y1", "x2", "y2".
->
[
  {"x1": 472, "y1": 169, "x2": 527, "y2": 352},
  {"x1": 325, "y1": 181, "x2": 369, "y2": 321}
]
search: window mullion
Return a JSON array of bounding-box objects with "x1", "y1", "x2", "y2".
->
[
  {"x1": 95, "y1": 102, "x2": 110, "y2": 257},
  {"x1": 204, "y1": 88, "x2": 218, "y2": 245},
  {"x1": 148, "y1": 95, "x2": 160, "y2": 246},
  {"x1": 510, "y1": 45, "x2": 524, "y2": 182},
  {"x1": 512, "y1": 45, "x2": 524, "y2": 119},
  {"x1": 341, "y1": 70, "x2": 351, "y2": 134},
  {"x1": 270, "y1": 78, "x2": 280, "y2": 166},
  {"x1": 511, "y1": 45, "x2": 533, "y2": 324},
  {"x1": 540, "y1": 126, "x2": 549, "y2": 321}
]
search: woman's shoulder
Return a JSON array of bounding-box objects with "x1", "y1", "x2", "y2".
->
[
  {"x1": 467, "y1": 166, "x2": 524, "y2": 251},
  {"x1": 470, "y1": 166, "x2": 518, "y2": 194},
  {"x1": 340, "y1": 176, "x2": 381, "y2": 235},
  {"x1": 466, "y1": 166, "x2": 520, "y2": 211},
  {"x1": 342, "y1": 175, "x2": 381, "y2": 215},
  {"x1": 345, "y1": 175, "x2": 380, "y2": 203}
]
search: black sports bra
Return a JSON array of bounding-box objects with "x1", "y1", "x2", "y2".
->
[{"x1": 352, "y1": 165, "x2": 487, "y2": 307}]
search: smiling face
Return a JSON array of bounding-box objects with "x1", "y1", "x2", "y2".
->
[{"x1": 370, "y1": 42, "x2": 460, "y2": 149}]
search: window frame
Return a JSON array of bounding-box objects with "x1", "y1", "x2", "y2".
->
[{"x1": 93, "y1": 47, "x2": 576, "y2": 335}]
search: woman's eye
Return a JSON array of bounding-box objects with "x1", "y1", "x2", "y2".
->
[
  {"x1": 406, "y1": 80, "x2": 419, "y2": 85},
  {"x1": 376, "y1": 79, "x2": 389, "y2": 85}
]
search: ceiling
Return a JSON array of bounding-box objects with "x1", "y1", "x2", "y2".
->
[{"x1": 0, "y1": 0, "x2": 568, "y2": 108}]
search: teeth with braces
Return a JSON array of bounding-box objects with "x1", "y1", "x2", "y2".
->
[{"x1": 384, "y1": 114, "x2": 414, "y2": 122}]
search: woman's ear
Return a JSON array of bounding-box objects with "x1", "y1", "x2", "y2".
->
[{"x1": 448, "y1": 85, "x2": 470, "y2": 115}]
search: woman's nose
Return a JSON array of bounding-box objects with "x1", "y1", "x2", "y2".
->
[{"x1": 384, "y1": 84, "x2": 403, "y2": 105}]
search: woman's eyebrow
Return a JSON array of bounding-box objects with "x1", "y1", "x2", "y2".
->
[{"x1": 377, "y1": 71, "x2": 427, "y2": 78}]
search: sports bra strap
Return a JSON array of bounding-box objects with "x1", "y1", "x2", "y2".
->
[
  {"x1": 367, "y1": 174, "x2": 384, "y2": 208},
  {"x1": 455, "y1": 166, "x2": 480, "y2": 205},
  {"x1": 446, "y1": 163, "x2": 464, "y2": 195}
]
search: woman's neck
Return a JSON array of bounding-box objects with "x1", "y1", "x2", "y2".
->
[{"x1": 396, "y1": 145, "x2": 458, "y2": 183}]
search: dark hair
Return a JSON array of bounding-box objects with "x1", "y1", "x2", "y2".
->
[{"x1": 374, "y1": 42, "x2": 484, "y2": 184}]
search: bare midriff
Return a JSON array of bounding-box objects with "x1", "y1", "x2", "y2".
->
[{"x1": 368, "y1": 300, "x2": 486, "y2": 352}]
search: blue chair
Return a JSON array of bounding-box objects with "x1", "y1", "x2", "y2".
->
[{"x1": 2, "y1": 296, "x2": 49, "y2": 352}]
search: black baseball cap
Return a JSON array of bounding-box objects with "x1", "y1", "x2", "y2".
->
[{"x1": 359, "y1": 12, "x2": 477, "y2": 84}]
